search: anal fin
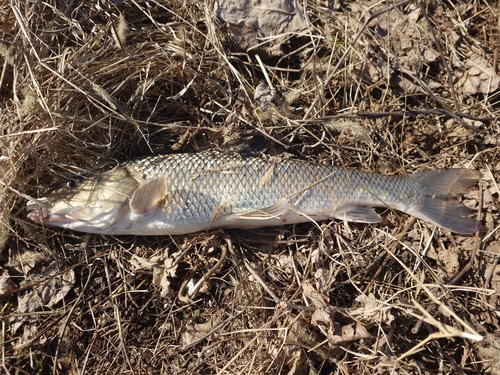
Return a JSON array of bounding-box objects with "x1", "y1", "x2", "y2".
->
[{"x1": 333, "y1": 206, "x2": 382, "y2": 223}]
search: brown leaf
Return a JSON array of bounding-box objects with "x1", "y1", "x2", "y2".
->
[
  {"x1": 311, "y1": 308, "x2": 333, "y2": 328},
  {"x1": 13, "y1": 324, "x2": 46, "y2": 352},
  {"x1": 476, "y1": 333, "x2": 500, "y2": 374},
  {"x1": 314, "y1": 268, "x2": 331, "y2": 294},
  {"x1": 455, "y1": 52, "x2": 500, "y2": 94},
  {"x1": 36, "y1": 261, "x2": 75, "y2": 307},
  {"x1": 152, "y1": 265, "x2": 173, "y2": 298},
  {"x1": 285, "y1": 346, "x2": 307, "y2": 375},
  {"x1": 353, "y1": 294, "x2": 395, "y2": 324},
  {"x1": 181, "y1": 314, "x2": 223, "y2": 348},
  {"x1": 18, "y1": 260, "x2": 75, "y2": 313},
  {"x1": 254, "y1": 81, "x2": 278, "y2": 111},
  {"x1": 302, "y1": 280, "x2": 329, "y2": 308},
  {"x1": 0, "y1": 267, "x2": 18, "y2": 294},
  {"x1": 152, "y1": 251, "x2": 179, "y2": 298},
  {"x1": 327, "y1": 322, "x2": 371, "y2": 346},
  {"x1": 17, "y1": 290, "x2": 41, "y2": 314},
  {"x1": 214, "y1": 0, "x2": 308, "y2": 54},
  {"x1": 272, "y1": 321, "x2": 308, "y2": 375},
  {"x1": 14, "y1": 260, "x2": 75, "y2": 334}
]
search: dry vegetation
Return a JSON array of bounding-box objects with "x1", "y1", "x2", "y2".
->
[{"x1": 1, "y1": 0, "x2": 500, "y2": 373}]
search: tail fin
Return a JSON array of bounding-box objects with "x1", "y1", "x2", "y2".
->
[{"x1": 410, "y1": 169, "x2": 481, "y2": 234}]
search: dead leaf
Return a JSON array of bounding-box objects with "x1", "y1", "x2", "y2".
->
[
  {"x1": 314, "y1": 268, "x2": 331, "y2": 294},
  {"x1": 36, "y1": 260, "x2": 75, "y2": 307},
  {"x1": 311, "y1": 308, "x2": 333, "y2": 328},
  {"x1": 181, "y1": 314, "x2": 223, "y2": 348},
  {"x1": 18, "y1": 260, "x2": 75, "y2": 313},
  {"x1": 0, "y1": 267, "x2": 18, "y2": 294},
  {"x1": 163, "y1": 256, "x2": 179, "y2": 278},
  {"x1": 475, "y1": 333, "x2": 500, "y2": 374},
  {"x1": 13, "y1": 260, "x2": 75, "y2": 333},
  {"x1": 272, "y1": 319, "x2": 309, "y2": 375},
  {"x1": 7, "y1": 249, "x2": 43, "y2": 274},
  {"x1": 254, "y1": 81, "x2": 278, "y2": 111},
  {"x1": 152, "y1": 251, "x2": 180, "y2": 298},
  {"x1": 310, "y1": 247, "x2": 322, "y2": 268},
  {"x1": 455, "y1": 52, "x2": 500, "y2": 94},
  {"x1": 17, "y1": 260, "x2": 75, "y2": 313},
  {"x1": 152, "y1": 264, "x2": 173, "y2": 298},
  {"x1": 302, "y1": 280, "x2": 329, "y2": 308},
  {"x1": 130, "y1": 254, "x2": 157, "y2": 271},
  {"x1": 17, "y1": 290, "x2": 41, "y2": 314},
  {"x1": 353, "y1": 294, "x2": 395, "y2": 325},
  {"x1": 327, "y1": 322, "x2": 371, "y2": 346},
  {"x1": 270, "y1": 253, "x2": 297, "y2": 275},
  {"x1": 285, "y1": 346, "x2": 307, "y2": 375},
  {"x1": 422, "y1": 48, "x2": 440, "y2": 62},
  {"x1": 214, "y1": 0, "x2": 308, "y2": 54},
  {"x1": 13, "y1": 324, "x2": 46, "y2": 352},
  {"x1": 389, "y1": 73, "x2": 421, "y2": 93}
]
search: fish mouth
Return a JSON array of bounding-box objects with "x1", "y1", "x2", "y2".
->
[
  {"x1": 26, "y1": 199, "x2": 74, "y2": 225},
  {"x1": 27, "y1": 209, "x2": 74, "y2": 225},
  {"x1": 26, "y1": 207, "x2": 46, "y2": 224},
  {"x1": 26, "y1": 199, "x2": 49, "y2": 223}
]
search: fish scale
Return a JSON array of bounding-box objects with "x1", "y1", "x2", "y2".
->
[{"x1": 26, "y1": 150, "x2": 481, "y2": 235}]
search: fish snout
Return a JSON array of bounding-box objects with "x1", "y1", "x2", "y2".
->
[{"x1": 26, "y1": 199, "x2": 52, "y2": 224}]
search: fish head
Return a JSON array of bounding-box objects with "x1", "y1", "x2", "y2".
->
[{"x1": 27, "y1": 168, "x2": 139, "y2": 233}]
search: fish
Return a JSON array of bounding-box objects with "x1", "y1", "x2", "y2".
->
[{"x1": 26, "y1": 150, "x2": 481, "y2": 235}]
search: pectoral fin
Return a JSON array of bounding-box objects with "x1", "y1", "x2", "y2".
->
[
  {"x1": 129, "y1": 176, "x2": 168, "y2": 214},
  {"x1": 333, "y1": 206, "x2": 382, "y2": 223}
]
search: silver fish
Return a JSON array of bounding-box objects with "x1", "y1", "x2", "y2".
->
[{"x1": 26, "y1": 151, "x2": 481, "y2": 235}]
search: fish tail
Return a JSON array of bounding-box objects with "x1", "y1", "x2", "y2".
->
[{"x1": 409, "y1": 169, "x2": 481, "y2": 234}]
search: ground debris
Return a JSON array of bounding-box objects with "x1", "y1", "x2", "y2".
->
[
  {"x1": 455, "y1": 52, "x2": 500, "y2": 94},
  {"x1": 1, "y1": 0, "x2": 498, "y2": 373},
  {"x1": 214, "y1": 0, "x2": 308, "y2": 54}
]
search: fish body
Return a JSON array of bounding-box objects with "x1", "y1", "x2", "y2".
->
[{"x1": 27, "y1": 151, "x2": 481, "y2": 235}]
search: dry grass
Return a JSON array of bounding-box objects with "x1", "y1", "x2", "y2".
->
[{"x1": 1, "y1": 0, "x2": 499, "y2": 373}]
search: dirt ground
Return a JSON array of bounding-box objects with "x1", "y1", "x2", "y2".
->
[{"x1": 1, "y1": 0, "x2": 500, "y2": 374}]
